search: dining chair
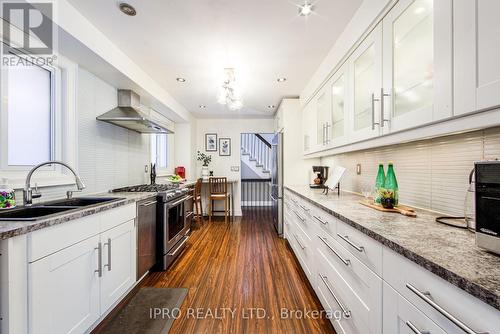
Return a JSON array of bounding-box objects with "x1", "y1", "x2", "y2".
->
[
  {"x1": 208, "y1": 177, "x2": 230, "y2": 223},
  {"x1": 193, "y1": 178, "x2": 204, "y2": 225}
]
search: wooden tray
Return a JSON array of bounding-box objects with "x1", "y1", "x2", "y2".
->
[{"x1": 359, "y1": 200, "x2": 417, "y2": 217}]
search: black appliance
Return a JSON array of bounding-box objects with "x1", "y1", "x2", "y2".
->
[
  {"x1": 310, "y1": 166, "x2": 330, "y2": 189},
  {"x1": 112, "y1": 183, "x2": 192, "y2": 270},
  {"x1": 475, "y1": 161, "x2": 500, "y2": 255}
]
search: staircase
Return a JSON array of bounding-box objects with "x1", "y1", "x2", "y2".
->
[{"x1": 241, "y1": 133, "x2": 272, "y2": 177}]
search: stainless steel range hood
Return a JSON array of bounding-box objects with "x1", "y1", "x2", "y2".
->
[{"x1": 96, "y1": 90, "x2": 174, "y2": 134}]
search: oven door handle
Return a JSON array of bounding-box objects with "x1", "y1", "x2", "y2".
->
[
  {"x1": 167, "y1": 236, "x2": 189, "y2": 256},
  {"x1": 168, "y1": 196, "x2": 188, "y2": 208}
]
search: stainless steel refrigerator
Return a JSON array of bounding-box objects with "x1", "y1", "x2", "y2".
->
[{"x1": 271, "y1": 132, "x2": 283, "y2": 236}]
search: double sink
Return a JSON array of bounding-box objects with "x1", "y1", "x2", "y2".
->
[{"x1": 0, "y1": 197, "x2": 122, "y2": 221}]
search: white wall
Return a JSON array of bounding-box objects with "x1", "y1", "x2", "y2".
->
[
  {"x1": 195, "y1": 118, "x2": 274, "y2": 215},
  {"x1": 77, "y1": 68, "x2": 150, "y2": 194},
  {"x1": 280, "y1": 99, "x2": 320, "y2": 186},
  {"x1": 320, "y1": 127, "x2": 500, "y2": 216}
]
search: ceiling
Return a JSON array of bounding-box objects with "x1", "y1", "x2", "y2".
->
[{"x1": 67, "y1": 0, "x2": 362, "y2": 119}]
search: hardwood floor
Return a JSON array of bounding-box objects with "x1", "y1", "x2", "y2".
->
[{"x1": 142, "y1": 207, "x2": 335, "y2": 334}]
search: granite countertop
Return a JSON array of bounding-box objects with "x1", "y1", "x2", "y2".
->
[
  {"x1": 285, "y1": 185, "x2": 500, "y2": 311},
  {"x1": 0, "y1": 191, "x2": 157, "y2": 241}
]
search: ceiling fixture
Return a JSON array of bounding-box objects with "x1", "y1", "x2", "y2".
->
[
  {"x1": 217, "y1": 68, "x2": 243, "y2": 111},
  {"x1": 298, "y1": 1, "x2": 314, "y2": 16},
  {"x1": 119, "y1": 3, "x2": 137, "y2": 16},
  {"x1": 176, "y1": 77, "x2": 186, "y2": 83},
  {"x1": 199, "y1": 105, "x2": 206, "y2": 109},
  {"x1": 277, "y1": 77, "x2": 287, "y2": 83},
  {"x1": 267, "y1": 105, "x2": 276, "y2": 109}
]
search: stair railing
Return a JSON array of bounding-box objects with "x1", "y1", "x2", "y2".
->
[{"x1": 241, "y1": 133, "x2": 271, "y2": 173}]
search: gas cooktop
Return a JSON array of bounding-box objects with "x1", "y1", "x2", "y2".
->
[
  {"x1": 112, "y1": 183, "x2": 179, "y2": 193},
  {"x1": 112, "y1": 183, "x2": 190, "y2": 202}
]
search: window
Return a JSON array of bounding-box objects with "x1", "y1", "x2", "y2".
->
[
  {"x1": 151, "y1": 134, "x2": 168, "y2": 169},
  {"x1": 1, "y1": 52, "x2": 57, "y2": 171},
  {"x1": 6, "y1": 63, "x2": 54, "y2": 166}
]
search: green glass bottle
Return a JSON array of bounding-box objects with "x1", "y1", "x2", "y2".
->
[
  {"x1": 374, "y1": 163, "x2": 386, "y2": 204},
  {"x1": 384, "y1": 162, "x2": 399, "y2": 206}
]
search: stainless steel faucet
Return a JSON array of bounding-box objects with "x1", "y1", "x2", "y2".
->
[{"x1": 23, "y1": 161, "x2": 86, "y2": 205}]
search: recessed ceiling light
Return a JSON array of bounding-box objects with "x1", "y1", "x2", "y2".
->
[
  {"x1": 176, "y1": 77, "x2": 186, "y2": 83},
  {"x1": 199, "y1": 105, "x2": 206, "y2": 109},
  {"x1": 119, "y1": 3, "x2": 137, "y2": 16},
  {"x1": 298, "y1": 1, "x2": 314, "y2": 16},
  {"x1": 277, "y1": 77, "x2": 287, "y2": 82},
  {"x1": 267, "y1": 105, "x2": 276, "y2": 109}
]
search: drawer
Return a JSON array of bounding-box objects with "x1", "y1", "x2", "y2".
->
[
  {"x1": 100, "y1": 203, "x2": 136, "y2": 232},
  {"x1": 29, "y1": 214, "x2": 100, "y2": 263},
  {"x1": 287, "y1": 220, "x2": 315, "y2": 283},
  {"x1": 315, "y1": 231, "x2": 382, "y2": 334},
  {"x1": 336, "y1": 221, "x2": 383, "y2": 276},
  {"x1": 383, "y1": 247, "x2": 499, "y2": 334},
  {"x1": 316, "y1": 245, "x2": 382, "y2": 334},
  {"x1": 29, "y1": 204, "x2": 137, "y2": 263},
  {"x1": 383, "y1": 282, "x2": 447, "y2": 334},
  {"x1": 288, "y1": 207, "x2": 312, "y2": 237},
  {"x1": 310, "y1": 205, "x2": 338, "y2": 239}
]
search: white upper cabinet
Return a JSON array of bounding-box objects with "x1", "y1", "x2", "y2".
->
[
  {"x1": 349, "y1": 24, "x2": 383, "y2": 142},
  {"x1": 329, "y1": 63, "x2": 350, "y2": 147},
  {"x1": 454, "y1": 0, "x2": 500, "y2": 115},
  {"x1": 316, "y1": 86, "x2": 332, "y2": 147},
  {"x1": 382, "y1": 0, "x2": 453, "y2": 133},
  {"x1": 302, "y1": 102, "x2": 317, "y2": 154}
]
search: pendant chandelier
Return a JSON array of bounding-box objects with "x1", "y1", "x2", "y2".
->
[{"x1": 217, "y1": 68, "x2": 243, "y2": 110}]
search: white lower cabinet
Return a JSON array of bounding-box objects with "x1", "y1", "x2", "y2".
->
[
  {"x1": 283, "y1": 189, "x2": 500, "y2": 334},
  {"x1": 28, "y1": 206, "x2": 137, "y2": 334},
  {"x1": 100, "y1": 220, "x2": 136, "y2": 312},
  {"x1": 29, "y1": 235, "x2": 101, "y2": 334},
  {"x1": 383, "y1": 282, "x2": 447, "y2": 334}
]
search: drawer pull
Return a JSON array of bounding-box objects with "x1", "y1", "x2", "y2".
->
[
  {"x1": 293, "y1": 234, "x2": 306, "y2": 249},
  {"x1": 319, "y1": 274, "x2": 351, "y2": 319},
  {"x1": 293, "y1": 211, "x2": 305, "y2": 222},
  {"x1": 94, "y1": 242, "x2": 102, "y2": 277},
  {"x1": 318, "y1": 236, "x2": 350, "y2": 266},
  {"x1": 337, "y1": 234, "x2": 364, "y2": 252},
  {"x1": 406, "y1": 321, "x2": 430, "y2": 334},
  {"x1": 406, "y1": 284, "x2": 488, "y2": 334},
  {"x1": 291, "y1": 198, "x2": 298, "y2": 204},
  {"x1": 299, "y1": 204, "x2": 310, "y2": 212},
  {"x1": 313, "y1": 215, "x2": 328, "y2": 225}
]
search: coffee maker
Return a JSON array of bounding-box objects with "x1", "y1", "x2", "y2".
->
[{"x1": 310, "y1": 166, "x2": 329, "y2": 189}]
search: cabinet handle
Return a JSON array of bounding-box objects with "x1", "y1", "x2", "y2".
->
[
  {"x1": 371, "y1": 93, "x2": 380, "y2": 130},
  {"x1": 380, "y1": 88, "x2": 390, "y2": 128},
  {"x1": 322, "y1": 123, "x2": 326, "y2": 145},
  {"x1": 406, "y1": 284, "x2": 488, "y2": 334},
  {"x1": 319, "y1": 274, "x2": 351, "y2": 318},
  {"x1": 293, "y1": 234, "x2": 306, "y2": 249},
  {"x1": 293, "y1": 210, "x2": 305, "y2": 222},
  {"x1": 318, "y1": 236, "x2": 350, "y2": 266},
  {"x1": 337, "y1": 234, "x2": 364, "y2": 252},
  {"x1": 406, "y1": 321, "x2": 430, "y2": 334},
  {"x1": 325, "y1": 123, "x2": 331, "y2": 144},
  {"x1": 94, "y1": 242, "x2": 102, "y2": 277},
  {"x1": 313, "y1": 215, "x2": 328, "y2": 225},
  {"x1": 139, "y1": 200, "x2": 157, "y2": 207},
  {"x1": 299, "y1": 204, "x2": 310, "y2": 212},
  {"x1": 103, "y1": 238, "x2": 112, "y2": 271},
  {"x1": 167, "y1": 236, "x2": 189, "y2": 256}
]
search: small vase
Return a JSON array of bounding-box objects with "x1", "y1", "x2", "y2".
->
[{"x1": 201, "y1": 166, "x2": 209, "y2": 179}]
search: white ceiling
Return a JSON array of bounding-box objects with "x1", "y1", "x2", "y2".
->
[{"x1": 67, "y1": 0, "x2": 362, "y2": 119}]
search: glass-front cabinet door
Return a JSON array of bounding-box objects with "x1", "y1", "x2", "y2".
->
[
  {"x1": 382, "y1": 0, "x2": 452, "y2": 133},
  {"x1": 349, "y1": 23, "x2": 383, "y2": 143},
  {"x1": 316, "y1": 87, "x2": 331, "y2": 147},
  {"x1": 329, "y1": 63, "x2": 349, "y2": 147},
  {"x1": 302, "y1": 102, "x2": 317, "y2": 154}
]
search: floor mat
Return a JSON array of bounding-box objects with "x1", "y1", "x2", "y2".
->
[{"x1": 100, "y1": 287, "x2": 188, "y2": 334}]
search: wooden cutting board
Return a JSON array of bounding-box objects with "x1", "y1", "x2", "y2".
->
[{"x1": 359, "y1": 200, "x2": 417, "y2": 217}]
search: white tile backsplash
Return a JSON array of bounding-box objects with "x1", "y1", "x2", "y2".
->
[{"x1": 321, "y1": 127, "x2": 500, "y2": 216}]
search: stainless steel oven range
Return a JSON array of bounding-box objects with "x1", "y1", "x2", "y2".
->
[{"x1": 112, "y1": 183, "x2": 192, "y2": 270}]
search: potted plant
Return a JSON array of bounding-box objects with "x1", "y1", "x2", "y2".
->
[
  {"x1": 197, "y1": 151, "x2": 212, "y2": 179},
  {"x1": 378, "y1": 188, "x2": 396, "y2": 209}
]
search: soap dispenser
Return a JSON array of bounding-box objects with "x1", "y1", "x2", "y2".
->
[{"x1": 0, "y1": 178, "x2": 16, "y2": 209}]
